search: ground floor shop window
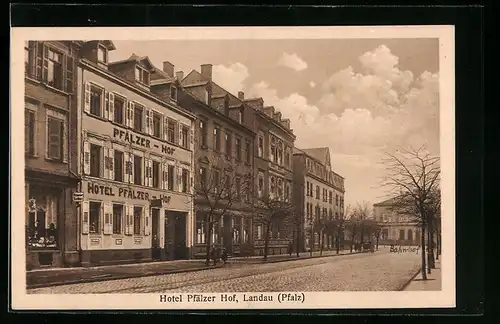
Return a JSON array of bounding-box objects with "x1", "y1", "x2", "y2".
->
[
  {"x1": 26, "y1": 193, "x2": 59, "y2": 249},
  {"x1": 243, "y1": 218, "x2": 251, "y2": 243},
  {"x1": 89, "y1": 201, "x2": 101, "y2": 234},
  {"x1": 196, "y1": 216, "x2": 205, "y2": 244},
  {"x1": 113, "y1": 204, "x2": 123, "y2": 234},
  {"x1": 232, "y1": 216, "x2": 241, "y2": 244}
]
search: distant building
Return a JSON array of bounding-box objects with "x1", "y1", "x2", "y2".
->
[
  {"x1": 293, "y1": 147, "x2": 345, "y2": 252},
  {"x1": 373, "y1": 198, "x2": 420, "y2": 245}
]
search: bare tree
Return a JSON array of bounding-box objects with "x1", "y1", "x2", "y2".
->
[
  {"x1": 333, "y1": 205, "x2": 350, "y2": 254},
  {"x1": 380, "y1": 145, "x2": 440, "y2": 280},
  {"x1": 252, "y1": 194, "x2": 295, "y2": 261},
  {"x1": 373, "y1": 223, "x2": 383, "y2": 250},
  {"x1": 194, "y1": 156, "x2": 253, "y2": 265},
  {"x1": 353, "y1": 201, "x2": 373, "y2": 248}
]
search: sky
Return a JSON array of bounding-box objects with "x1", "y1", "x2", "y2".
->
[{"x1": 109, "y1": 38, "x2": 440, "y2": 207}]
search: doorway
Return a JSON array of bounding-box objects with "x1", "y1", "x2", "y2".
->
[
  {"x1": 164, "y1": 211, "x2": 188, "y2": 260},
  {"x1": 151, "y1": 208, "x2": 161, "y2": 260}
]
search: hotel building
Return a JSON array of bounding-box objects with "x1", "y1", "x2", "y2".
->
[
  {"x1": 293, "y1": 147, "x2": 345, "y2": 252},
  {"x1": 76, "y1": 41, "x2": 196, "y2": 265}
]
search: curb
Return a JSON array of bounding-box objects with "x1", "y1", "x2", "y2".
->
[
  {"x1": 229, "y1": 250, "x2": 367, "y2": 264},
  {"x1": 398, "y1": 268, "x2": 422, "y2": 291},
  {"x1": 27, "y1": 264, "x2": 223, "y2": 290}
]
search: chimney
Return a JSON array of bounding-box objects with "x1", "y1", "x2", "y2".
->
[
  {"x1": 201, "y1": 64, "x2": 213, "y2": 81},
  {"x1": 162, "y1": 61, "x2": 174, "y2": 78},
  {"x1": 176, "y1": 71, "x2": 184, "y2": 81},
  {"x1": 238, "y1": 91, "x2": 245, "y2": 100}
]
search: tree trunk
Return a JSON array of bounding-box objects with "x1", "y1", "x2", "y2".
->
[
  {"x1": 296, "y1": 227, "x2": 300, "y2": 258},
  {"x1": 421, "y1": 222, "x2": 428, "y2": 279},
  {"x1": 436, "y1": 230, "x2": 441, "y2": 259},
  {"x1": 336, "y1": 233, "x2": 340, "y2": 254},
  {"x1": 360, "y1": 227, "x2": 365, "y2": 247},
  {"x1": 204, "y1": 221, "x2": 212, "y2": 266},
  {"x1": 320, "y1": 229, "x2": 324, "y2": 256},
  {"x1": 426, "y1": 223, "x2": 433, "y2": 274},
  {"x1": 376, "y1": 235, "x2": 379, "y2": 250},
  {"x1": 263, "y1": 223, "x2": 271, "y2": 261}
]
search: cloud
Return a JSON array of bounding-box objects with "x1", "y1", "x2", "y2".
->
[
  {"x1": 212, "y1": 63, "x2": 249, "y2": 94},
  {"x1": 309, "y1": 81, "x2": 316, "y2": 88},
  {"x1": 278, "y1": 52, "x2": 308, "y2": 71}
]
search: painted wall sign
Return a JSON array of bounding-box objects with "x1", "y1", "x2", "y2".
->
[
  {"x1": 134, "y1": 238, "x2": 142, "y2": 244},
  {"x1": 115, "y1": 239, "x2": 123, "y2": 245},
  {"x1": 87, "y1": 182, "x2": 171, "y2": 202},
  {"x1": 90, "y1": 238, "x2": 100, "y2": 245},
  {"x1": 113, "y1": 128, "x2": 176, "y2": 155}
]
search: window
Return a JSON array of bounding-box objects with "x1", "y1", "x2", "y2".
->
[
  {"x1": 89, "y1": 202, "x2": 101, "y2": 234},
  {"x1": 245, "y1": 141, "x2": 251, "y2": 164},
  {"x1": 235, "y1": 137, "x2": 242, "y2": 161},
  {"x1": 112, "y1": 204, "x2": 123, "y2": 234},
  {"x1": 214, "y1": 126, "x2": 221, "y2": 152},
  {"x1": 113, "y1": 96, "x2": 125, "y2": 124},
  {"x1": 336, "y1": 194, "x2": 339, "y2": 206},
  {"x1": 133, "y1": 105, "x2": 143, "y2": 132},
  {"x1": 329, "y1": 191, "x2": 333, "y2": 204},
  {"x1": 47, "y1": 116, "x2": 64, "y2": 160},
  {"x1": 170, "y1": 86, "x2": 177, "y2": 101},
  {"x1": 25, "y1": 109, "x2": 35, "y2": 156},
  {"x1": 152, "y1": 112, "x2": 162, "y2": 138},
  {"x1": 399, "y1": 229, "x2": 405, "y2": 240},
  {"x1": 243, "y1": 219, "x2": 251, "y2": 243},
  {"x1": 153, "y1": 161, "x2": 160, "y2": 188},
  {"x1": 316, "y1": 186, "x2": 320, "y2": 199},
  {"x1": 225, "y1": 132, "x2": 232, "y2": 157},
  {"x1": 257, "y1": 225, "x2": 262, "y2": 240},
  {"x1": 270, "y1": 137, "x2": 276, "y2": 162},
  {"x1": 196, "y1": 216, "x2": 205, "y2": 244},
  {"x1": 90, "y1": 85, "x2": 103, "y2": 117},
  {"x1": 114, "y1": 150, "x2": 124, "y2": 182},
  {"x1": 199, "y1": 120, "x2": 207, "y2": 148},
  {"x1": 181, "y1": 169, "x2": 189, "y2": 193},
  {"x1": 204, "y1": 89, "x2": 209, "y2": 104},
  {"x1": 306, "y1": 182, "x2": 309, "y2": 196},
  {"x1": 133, "y1": 206, "x2": 142, "y2": 235},
  {"x1": 167, "y1": 165, "x2": 175, "y2": 191},
  {"x1": 213, "y1": 169, "x2": 220, "y2": 193},
  {"x1": 233, "y1": 217, "x2": 241, "y2": 244},
  {"x1": 237, "y1": 110, "x2": 243, "y2": 124},
  {"x1": 258, "y1": 172, "x2": 264, "y2": 197},
  {"x1": 285, "y1": 182, "x2": 290, "y2": 201},
  {"x1": 284, "y1": 148, "x2": 290, "y2": 168},
  {"x1": 277, "y1": 141, "x2": 283, "y2": 165},
  {"x1": 270, "y1": 176, "x2": 276, "y2": 198},
  {"x1": 167, "y1": 119, "x2": 177, "y2": 144},
  {"x1": 90, "y1": 144, "x2": 101, "y2": 177},
  {"x1": 235, "y1": 177, "x2": 241, "y2": 200},
  {"x1": 199, "y1": 167, "x2": 207, "y2": 188},
  {"x1": 258, "y1": 136, "x2": 263, "y2": 157},
  {"x1": 135, "y1": 66, "x2": 150, "y2": 85},
  {"x1": 45, "y1": 48, "x2": 63, "y2": 90},
  {"x1": 277, "y1": 179, "x2": 283, "y2": 200},
  {"x1": 97, "y1": 45, "x2": 107, "y2": 63},
  {"x1": 134, "y1": 155, "x2": 142, "y2": 185},
  {"x1": 181, "y1": 125, "x2": 189, "y2": 149},
  {"x1": 224, "y1": 173, "x2": 231, "y2": 193}
]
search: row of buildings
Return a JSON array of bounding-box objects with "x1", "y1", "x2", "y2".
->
[{"x1": 24, "y1": 40, "x2": 345, "y2": 269}]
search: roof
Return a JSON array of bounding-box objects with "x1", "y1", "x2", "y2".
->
[
  {"x1": 373, "y1": 197, "x2": 400, "y2": 207},
  {"x1": 301, "y1": 147, "x2": 330, "y2": 164},
  {"x1": 108, "y1": 53, "x2": 155, "y2": 71},
  {"x1": 83, "y1": 40, "x2": 116, "y2": 50}
]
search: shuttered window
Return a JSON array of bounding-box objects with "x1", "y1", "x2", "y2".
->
[{"x1": 47, "y1": 117, "x2": 64, "y2": 160}]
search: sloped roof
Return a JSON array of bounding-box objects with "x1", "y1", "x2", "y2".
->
[
  {"x1": 373, "y1": 197, "x2": 399, "y2": 207},
  {"x1": 301, "y1": 147, "x2": 330, "y2": 165},
  {"x1": 108, "y1": 53, "x2": 155, "y2": 71}
]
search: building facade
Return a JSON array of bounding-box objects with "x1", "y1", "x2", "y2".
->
[
  {"x1": 180, "y1": 65, "x2": 256, "y2": 257},
  {"x1": 293, "y1": 147, "x2": 345, "y2": 252},
  {"x1": 76, "y1": 42, "x2": 196, "y2": 266},
  {"x1": 24, "y1": 41, "x2": 82, "y2": 269},
  {"x1": 242, "y1": 94, "x2": 296, "y2": 256},
  {"x1": 373, "y1": 198, "x2": 420, "y2": 246}
]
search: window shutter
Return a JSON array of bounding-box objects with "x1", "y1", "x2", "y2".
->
[
  {"x1": 29, "y1": 41, "x2": 38, "y2": 77},
  {"x1": 129, "y1": 102, "x2": 135, "y2": 129},
  {"x1": 129, "y1": 153, "x2": 135, "y2": 184},
  {"x1": 190, "y1": 126, "x2": 194, "y2": 148},
  {"x1": 123, "y1": 152, "x2": 130, "y2": 183},
  {"x1": 144, "y1": 158, "x2": 150, "y2": 187},
  {"x1": 124, "y1": 204, "x2": 130, "y2": 235},
  {"x1": 62, "y1": 119, "x2": 68, "y2": 163},
  {"x1": 144, "y1": 109, "x2": 150, "y2": 135},
  {"x1": 103, "y1": 147, "x2": 110, "y2": 179},
  {"x1": 162, "y1": 162, "x2": 168, "y2": 190},
  {"x1": 178, "y1": 123, "x2": 182, "y2": 146},
  {"x1": 109, "y1": 148, "x2": 115, "y2": 180},
  {"x1": 144, "y1": 206, "x2": 150, "y2": 236},
  {"x1": 83, "y1": 141, "x2": 91, "y2": 175},
  {"x1": 108, "y1": 92, "x2": 115, "y2": 122},
  {"x1": 82, "y1": 201, "x2": 89, "y2": 234},
  {"x1": 163, "y1": 118, "x2": 168, "y2": 141},
  {"x1": 104, "y1": 90, "x2": 109, "y2": 120},
  {"x1": 41, "y1": 45, "x2": 48, "y2": 82},
  {"x1": 84, "y1": 82, "x2": 91, "y2": 114},
  {"x1": 148, "y1": 159, "x2": 153, "y2": 187},
  {"x1": 177, "y1": 166, "x2": 182, "y2": 192},
  {"x1": 65, "y1": 54, "x2": 74, "y2": 93},
  {"x1": 103, "y1": 202, "x2": 111, "y2": 235}
]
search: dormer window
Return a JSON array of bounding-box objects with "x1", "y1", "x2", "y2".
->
[
  {"x1": 204, "y1": 90, "x2": 209, "y2": 104},
  {"x1": 97, "y1": 45, "x2": 108, "y2": 63},
  {"x1": 135, "y1": 65, "x2": 150, "y2": 86},
  {"x1": 170, "y1": 86, "x2": 177, "y2": 101},
  {"x1": 237, "y1": 109, "x2": 243, "y2": 124}
]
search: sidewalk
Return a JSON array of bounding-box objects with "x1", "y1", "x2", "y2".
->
[
  {"x1": 403, "y1": 258, "x2": 442, "y2": 291},
  {"x1": 27, "y1": 248, "x2": 362, "y2": 289}
]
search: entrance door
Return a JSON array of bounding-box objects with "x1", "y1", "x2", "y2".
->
[
  {"x1": 151, "y1": 208, "x2": 161, "y2": 260},
  {"x1": 173, "y1": 212, "x2": 187, "y2": 260}
]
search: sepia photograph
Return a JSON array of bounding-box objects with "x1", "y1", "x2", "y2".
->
[{"x1": 11, "y1": 26, "x2": 455, "y2": 310}]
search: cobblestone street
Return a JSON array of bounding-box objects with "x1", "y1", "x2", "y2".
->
[{"x1": 28, "y1": 247, "x2": 420, "y2": 294}]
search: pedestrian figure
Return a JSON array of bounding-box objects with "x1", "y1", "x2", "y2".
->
[
  {"x1": 288, "y1": 241, "x2": 293, "y2": 256},
  {"x1": 221, "y1": 247, "x2": 228, "y2": 265},
  {"x1": 211, "y1": 244, "x2": 219, "y2": 266}
]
